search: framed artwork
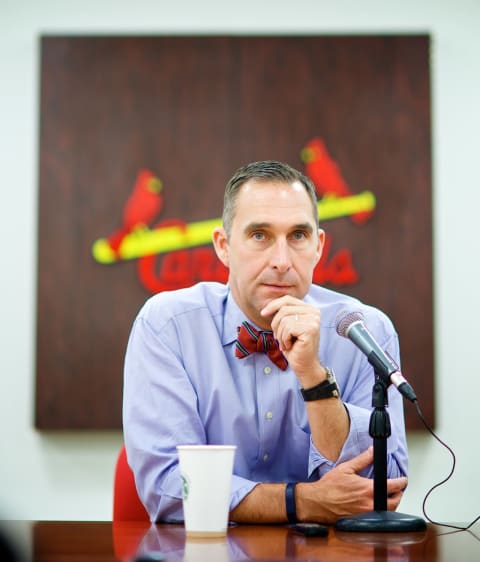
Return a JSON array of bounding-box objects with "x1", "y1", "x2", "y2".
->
[{"x1": 36, "y1": 35, "x2": 432, "y2": 429}]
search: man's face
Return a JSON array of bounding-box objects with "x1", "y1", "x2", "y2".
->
[{"x1": 213, "y1": 179, "x2": 324, "y2": 329}]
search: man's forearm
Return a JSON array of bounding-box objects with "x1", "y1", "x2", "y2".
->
[
  {"x1": 229, "y1": 482, "x2": 288, "y2": 523},
  {"x1": 228, "y1": 448, "x2": 406, "y2": 525},
  {"x1": 229, "y1": 479, "x2": 349, "y2": 525},
  {"x1": 299, "y1": 364, "x2": 350, "y2": 462},
  {"x1": 305, "y1": 397, "x2": 350, "y2": 461}
]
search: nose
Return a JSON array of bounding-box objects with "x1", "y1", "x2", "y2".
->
[{"x1": 269, "y1": 238, "x2": 292, "y2": 273}]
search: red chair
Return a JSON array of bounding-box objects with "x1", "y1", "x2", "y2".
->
[{"x1": 113, "y1": 444, "x2": 150, "y2": 521}]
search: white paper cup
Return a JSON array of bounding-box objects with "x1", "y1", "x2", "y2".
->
[{"x1": 177, "y1": 444, "x2": 236, "y2": 537}]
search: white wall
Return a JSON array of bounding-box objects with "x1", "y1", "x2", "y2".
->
[{"x1": 1, "y1": 0, "x2": 479, "y2": 523}]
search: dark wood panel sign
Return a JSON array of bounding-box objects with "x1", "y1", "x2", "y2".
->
[{"x1": 36, "y1": 35, "x2": 433, "y2": 429}]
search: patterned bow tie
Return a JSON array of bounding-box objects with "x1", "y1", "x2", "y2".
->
[{"x1": 235, "y1": 321, "x2": 288, "y2": 371}]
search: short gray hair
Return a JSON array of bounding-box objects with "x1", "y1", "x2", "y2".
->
[{"x1": 222, "y1": 160, "x2": 318, "y2": 238}]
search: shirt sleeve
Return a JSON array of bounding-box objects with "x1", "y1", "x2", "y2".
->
[{"x1": 123, "y1": 313, "x2": 259, "y2": 522}]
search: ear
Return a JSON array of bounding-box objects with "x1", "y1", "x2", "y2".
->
[
  {"x1": 212, "y1": 227, "x2": 230, "y2": 268},
  {"x1": 315, "y1": 228, "x2": 326, "y2": 266}
]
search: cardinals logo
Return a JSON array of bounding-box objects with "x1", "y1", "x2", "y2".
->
[
  {"x1": 301, "y1": 138, "x2": 374, "y2": 225},
  {"x1": 92, "y1": 138, "x2": 376, "y2": 293},
  {"x1": 106, "y1": 169, "x2": 165, "y2": 256}
]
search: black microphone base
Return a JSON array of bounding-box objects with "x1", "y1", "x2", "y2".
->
[{"x1": 335, "y1": 510, "x2": 427, "y2": 533}]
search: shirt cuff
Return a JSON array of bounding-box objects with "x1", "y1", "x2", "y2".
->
[
  {"x1": 230, "y1": 475, "x2": 259, "y2": 511},
  {"x1": 308, "y1": 402, "x2": 373, "y2": 478},
  {"x1": 153, "y1": 470, "x2": 259, "y2": 522}
]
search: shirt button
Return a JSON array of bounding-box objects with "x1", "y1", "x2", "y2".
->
[
  {"x1": 263, "y1": 453, "x2": 269, "y2": 462},
  {"x1": 264, "y1": 366, "x2": 272, "y2": 375},
  {"x1": 266, "y1": 411, "x2": 273, "y2": 420}
]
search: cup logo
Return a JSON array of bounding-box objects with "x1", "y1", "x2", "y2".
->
[{"x1": 181, "y1": 473, "x2": 190, "y2": 501}]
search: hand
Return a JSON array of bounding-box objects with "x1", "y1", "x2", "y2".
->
[
  {"x1": 261, "y1": 295, "x2": 322, "y2": 381},
  {"x1": 296, "y1": 447, "x2": 408, "y2": 523}
]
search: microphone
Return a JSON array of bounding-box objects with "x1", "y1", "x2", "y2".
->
[{"x1": 336, "y1": 311, "x2": 417, "y2": 402}]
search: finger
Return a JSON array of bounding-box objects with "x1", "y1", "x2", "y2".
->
[
  {"x1": 386, "y1": 476, "x2": 408, "y2": 494},
  {"x1": 260, "y1": 296, "x2": 293, "y2": 318},
  {"x1": 274, "y1": 305, "x2": 316, "y2": 333},
  {"x1": 270, "y1": 308, "x2": 301, "y2": 345},
  {"x1": 386, "y1": 491, "x2": 404, "y2": 511},
  {"x1": 274, "y1": 316, "x2": 296, "y2": 351},
  {"x1": 270, "y1": 306, "x2": 298, "y2": 334},
  {"x1": 341, "y1": 447, "x2": 374, "y2": 473},
  {"x1": 278, "y1": 311, "x2": 309, "y2": 350}
]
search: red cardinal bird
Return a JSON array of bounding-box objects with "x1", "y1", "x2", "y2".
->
[
  {"x1": 107, "y1": 169, "x2": 163, "y2": 255},
  {"x1": 301, "y1": 138, "x2": 372, "y2": 225}
]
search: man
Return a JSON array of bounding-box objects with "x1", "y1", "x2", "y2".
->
[{"x1": 123, "y1": 160, "x2": 408, "y2": 524}]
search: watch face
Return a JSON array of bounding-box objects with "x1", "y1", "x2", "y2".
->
[{"x1": 325, "y1": 367, "x2": 336, "y2": 384}]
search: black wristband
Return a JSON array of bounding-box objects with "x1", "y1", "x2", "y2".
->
[
  {"x1": 300, "y1": 379, "x2": 339, "y2": 401},
  {"x1": 300, "y1": 367, "x2": 340, "y2": 401},
  {"x1": 285, "y1": 482, "x2": 297, "y2": 523}
]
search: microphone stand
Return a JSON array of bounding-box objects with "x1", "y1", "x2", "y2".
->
[{"x1": 335, "y1": 369, "x2": 426, "y2": 532}]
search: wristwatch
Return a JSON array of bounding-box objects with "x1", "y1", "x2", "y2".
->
[{"x1": 300, "y1": 367, "x2": 340, "y2": 401}]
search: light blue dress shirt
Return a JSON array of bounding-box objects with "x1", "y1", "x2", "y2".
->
[{"x1": 123, "y1": 282, "x2": 407, "y2": 522}]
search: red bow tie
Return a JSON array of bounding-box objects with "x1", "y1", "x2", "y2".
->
[{"x1": 235, "y1": 321, "x2": 288, "y2": 371}]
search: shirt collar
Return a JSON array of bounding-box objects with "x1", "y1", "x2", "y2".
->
[{"x1": 222, "y1": 289, "x2": 246, "y2": 346}]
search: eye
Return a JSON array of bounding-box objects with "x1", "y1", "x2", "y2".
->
[
  {"x1": 251, "y1": 231, "x2": 266, "y2": 241},
  {"x1": 291, "y1": 230, "x2": 307, "y2": 240}
]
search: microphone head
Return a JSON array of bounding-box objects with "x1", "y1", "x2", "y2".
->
[{"x1": 335, "y1": 310, "x2": 365, "y2": 338}]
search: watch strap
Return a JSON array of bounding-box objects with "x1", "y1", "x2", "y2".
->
[{"x1": 300, "y1": 368, "x2": 340, "y2": 401}]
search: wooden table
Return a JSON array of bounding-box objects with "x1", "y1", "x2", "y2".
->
[{"x1": 1, "y1": 520, "x2": 479, "y2": 561}]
